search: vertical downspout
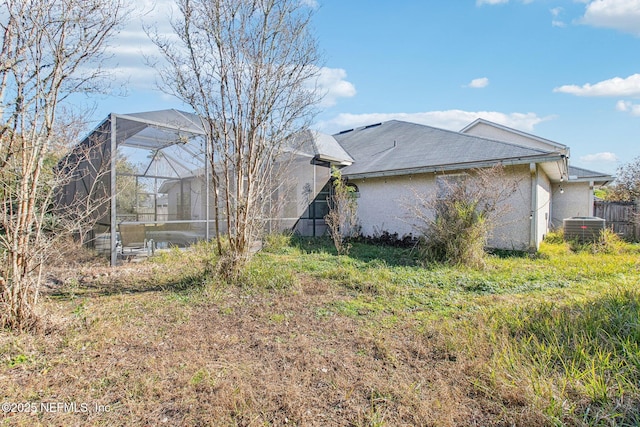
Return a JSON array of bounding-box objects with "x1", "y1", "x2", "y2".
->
[
  {"x1": 589, "y1": 180, "x2": 595, "y2": 217},
  {"x1": 312, "y1": 160, "x2": 316, "y2": 237},
  {"x1": 529, "y1": 163, "x2": 538, "y2": 251},
  {"x1": 110, "y1": 114, "x2": 118, "y2": 266}
]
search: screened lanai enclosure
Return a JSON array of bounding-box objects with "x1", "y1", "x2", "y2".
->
[
  {"x1": 58, "y1": 110, "x2": 210, "y2": 265},
  {"x1": 59, "y1": 109, "x2": 353, "y2": 265}
]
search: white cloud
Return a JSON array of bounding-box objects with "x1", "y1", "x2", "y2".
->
[
  {"x1": 467, "y1": 77, "x2": 489, "y2": 88},
  {"x1": 581, "y1": 0, "x2": 640, "y2": 35},
  {"x1": 579, "y1": 152, "x2": 619, "y2": 162},
  {"x1": 616, "y1": 99, "x2": 640, "y2": 115},
  {"x1": 300, "y1": 0, "x2": 319, "y2": 8},
  {"x1": 551, "y1": 7, "x2": 567, "y2": 27},
  {"x1": 94, "y1": 1, "x2": 176, "y2": 92},
  {"x1": 553, "y1": 74, "x2": 640, "y2": 97},
  {"x1": 476, "y1": 0, "x2": 509, "y2": 5},
  {"x1": 317, "y1": 110, "x2": 552, "y2": 134},
  {"x1": 315, "y1": 67, "x2": 357, "y2": 107},
  {"x1": 101, "y1": 2, "x2": 355, "y2": 107},
  {"x1": 551, "y1": 7, "x2": 562, "y2": 16}
]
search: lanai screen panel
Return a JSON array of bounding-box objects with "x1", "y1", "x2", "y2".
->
[{"x1": 112, "y1": 110, "x2": 210, "y2": 250}]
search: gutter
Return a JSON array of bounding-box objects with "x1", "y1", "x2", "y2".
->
[
  {"x1": 342, "y1": 153, "x2": 565, "y2": 180},
  {"x1": 567, "y1": 176, "x2": 613, "y2": 186}
]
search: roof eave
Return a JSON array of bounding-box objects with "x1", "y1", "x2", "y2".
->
[
  {"x1": 567, "y1": 176, "x2": 614, "y2": 185},
  {"x1": 342, "y1": 154, "x2": 564, "y2": 180},
  {"x1": 316, "y1": 155, "x2": 353, "y2": 166}
]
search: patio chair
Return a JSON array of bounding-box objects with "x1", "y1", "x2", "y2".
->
[{"x1": 118, "y1": 223, "x2": 154, "y2": 259}]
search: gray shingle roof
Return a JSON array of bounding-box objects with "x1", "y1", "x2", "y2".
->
[
  {"x1": 334, "y1": 120, "x2": 563, "y2": 178},
  {"x1": 568, "y1": 166, "x2": 613, "y2": 184}
]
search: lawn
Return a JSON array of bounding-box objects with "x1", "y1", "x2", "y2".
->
[{"x1": 1, "y1": 236, "x2": 639, "y2": 426}]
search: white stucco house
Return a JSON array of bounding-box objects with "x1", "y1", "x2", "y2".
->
[
  {"x1": 323, "y1": 118, "x2": 612, "y2": 251},
  {"x1": 63, "y1": 110, "x2": 611, "y2": 263}
]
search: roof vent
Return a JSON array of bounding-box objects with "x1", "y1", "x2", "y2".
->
[
  {"x1": 337, "y1": 128, "x2": 354, "y2": 135},
  {"x1": 364, "y1": 122, "x2": 382, "y2": 129},
  {"x1": 563, "y1": 217, "x2": 605, "y2": 243}
]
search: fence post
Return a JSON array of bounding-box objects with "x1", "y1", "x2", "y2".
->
[{"x1": 631, "y1": 198, "x2": 640, "y2": 242}]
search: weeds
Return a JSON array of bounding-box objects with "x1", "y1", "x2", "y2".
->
[
  {"x1": 262, "y1": 231, "x2": 294, "y2": 254},
  {"x1": 548, "y1": 227, "x2": 637, "y2": 255},
  {"x1": 236, "y1": 254, "x2": 298, "y2": 291},
  {"x1": 2, "y1": 237, "x2": 639, "y2": 426},
  {"x1": 571, "y1": 228, "x2": 632, "y2": 255},
  {"x1": 483, "y1": 289, "x2": 640, "y2": 424},
  {"x1": 411, "y1": 165, "x2": 520, "y2": 269}
]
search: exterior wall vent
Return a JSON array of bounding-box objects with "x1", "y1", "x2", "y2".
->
[{"x1": 563, "y1": 216, "x2": 605, "y2": 243}]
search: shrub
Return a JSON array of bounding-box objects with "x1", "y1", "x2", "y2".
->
[
  {"x1": 325, "y1": 168, "x2": 359, "y2": 255},
  {"x1": 543, "y1": 229, "x2": 564, "y2": 244},
  {"x1": 262, "y1": 231, "x2": 293, "y2": 254},
  {"x1": 355, "y1": 231, "x2": 417, "y2": 248},
  {"x1": 418, "y1": 194, "x2": 488, "y2": 268},
  {"x1": 570, "y1": 228, "x2": 629, "y2": 255},
  {"x1": 411, "y1": 165, "x2": 519, "y2": 269}
]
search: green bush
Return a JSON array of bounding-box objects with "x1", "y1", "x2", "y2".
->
[
  {"x1": 543, "y1": 229, "x2": 564, "y2": 244},
  {"x1": 262, "y1": 231, "x2": 294, "y2": 254},
  {"x1": 418, "y1": 192, "x2": 489, "y2": 269},
  {"x1": 570, "y1": 228, "x2": 629, "y2": 255},
  {"x1": 413, "y1": 166, "x2": 519, "y2": 269}
]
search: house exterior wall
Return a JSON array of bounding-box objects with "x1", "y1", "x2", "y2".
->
[
  {"x1": 535, "y1": 167, "x2": 552, "y2": 245},
  {"x1": 350, "y1": 165, "x2": 536, "y2": 251},
  {"x1": 489, "y1": 164, "x2": 534, "y2": 251},
  {"x1": 350, "y1": 173, "x2": 433, "y2": 239},
  {"x1": 463, "y1": 122, "x2": 562, "y2": 152},
  {"x1": 550, "y1": 182, "x2": 593, "y2": 228}
]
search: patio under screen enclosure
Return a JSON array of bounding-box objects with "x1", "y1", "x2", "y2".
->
[{"x1": 59, "y1": 109, "x2": 353, "y2": 265}]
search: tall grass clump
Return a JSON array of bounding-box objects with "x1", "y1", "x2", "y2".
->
[
  {"x1": 417, "y1": 197, "x2": 488, "y2": 269},
  {"x1": 262, "y1": 231, "x2": 294, "y2": 254},
  {"x1": 235, "y1": 255, "x2": 298, "y2": 291},
  {"x1": 570, "y1": 228, "x2": 630, "y2": 255},
  {"x1": 543, "y1": 229, "x2": 565, "y2": 244},
  {"x1": 487, "y1": 290, "x2": 640, "y2": 425},
  {"x1": 411, "y1": 165, "x2": 519, "y2": 269}
]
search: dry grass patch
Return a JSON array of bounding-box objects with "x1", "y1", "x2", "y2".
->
[
  {"x1": 2, "y1": 238, "x2": 639, "y2": 426},
  {"x1": 3, "y1": 259, "x2": 511, "y2": 426}
]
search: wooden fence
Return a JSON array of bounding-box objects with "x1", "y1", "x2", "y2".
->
[{"x1": 594, "y1": 200, "x2": 639, "y2": 241}]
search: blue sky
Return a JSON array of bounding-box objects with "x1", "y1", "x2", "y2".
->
[{"x1": 84, "y1": 0, "x2": 640, "y2": 175}]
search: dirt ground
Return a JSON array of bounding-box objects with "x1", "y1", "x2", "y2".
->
[{"x1": 1, "y1": 253, "x2": 543, "y2": 426}]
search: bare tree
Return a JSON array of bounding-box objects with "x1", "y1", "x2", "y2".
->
[
  {"x1": 605, "y1": 156, "x2": 640, "y2": 202},
  {"x1": 0, "y1": 0, "x2": 126, "y2": 329},
  {"x1": 149, "y1": 0, "x2": 322, "y2": 277},
  {"x1": 325, "y1": 168, "x2": 359, "y2": 255}
]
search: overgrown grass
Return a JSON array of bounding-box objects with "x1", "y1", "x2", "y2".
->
[
  {"x1": 1, "y1": 236, "x2": 639, "y2": 425},
  {"x1": 489, "y1": 290, "x2": 640, "y2": 425},
  {"x1": 258, "y1": 236, "x2": 640, "y2": 424}
]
